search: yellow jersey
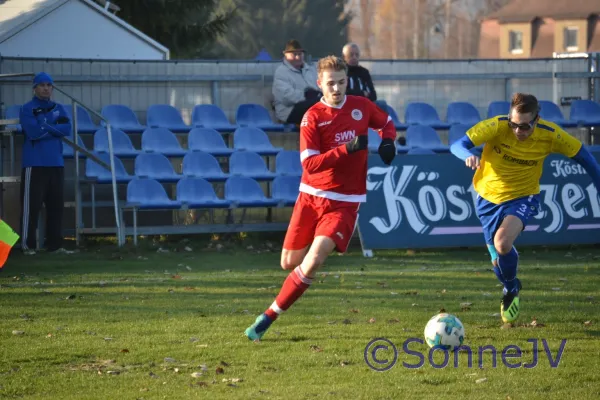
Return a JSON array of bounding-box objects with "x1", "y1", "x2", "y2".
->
[{"x1": 467, "y1": 116, "x2": 582, "y2": 204}]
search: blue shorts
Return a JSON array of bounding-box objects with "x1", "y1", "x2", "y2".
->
[{"x1": 476, "y1": 194, "x2": 540, "y2": 260}]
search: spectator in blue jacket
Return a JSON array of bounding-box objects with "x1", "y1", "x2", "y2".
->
[{"x1": 19, "y1": 72, "x2": 72, "y2": 255}]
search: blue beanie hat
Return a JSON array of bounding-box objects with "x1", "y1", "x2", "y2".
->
[{"x1": 33, "y1": 72, "x2": 53, "y2": 88}]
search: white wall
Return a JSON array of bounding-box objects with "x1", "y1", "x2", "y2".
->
[{"x1": 0, "y1": 0, "x2": 166, "y2": 59}]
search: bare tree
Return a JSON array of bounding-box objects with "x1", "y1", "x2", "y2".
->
[{"x1": 346, "y1": 0, "x2": 512, "y2": 59}]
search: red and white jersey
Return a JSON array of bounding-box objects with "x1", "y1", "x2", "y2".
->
[{"x1": 299, "y1": 95, "x2": 396, "y2": 202}]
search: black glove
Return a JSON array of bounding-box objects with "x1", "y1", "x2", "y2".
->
[
  {"x1": 378, "y1": 138, "x2": 396, "y2": 165},
  {"x1": 55, "y1": 116, "x2": 70, "y2": 124},
  {"x1": 345, "y1": 134, "x2": 368, "y2": 154}
]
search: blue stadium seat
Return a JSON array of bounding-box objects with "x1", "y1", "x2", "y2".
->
[
  {"x1": 191, "y1": 104, "x2": 237, "y2": 132},
  {"x1": 407, "y1": 147, "x2": 436, "y2": 155},
  {"x1": 446, "y1": 102, "x2": 481, "y2": 126},
  {"x1": 146, "y1": 104, "x2": 191, "y2": 132},
  {"x1": 188, "y1": 128, "x2": 234, "y2": 156},
  {"x1": 230, "y1": 151, "x2": 276, "y2": 180},
  {"x1": 141, "y1": 128, "x2": 187, "y2": 157},
  {"x1": 275, "y1": 150, "x2": 302, "y2": 176},
  {"x1": 176, "y1": 177, "x2": 231, "y2": 208},
  {"x1": 368, "y1": 128, "x2": 382, "y2": 153},
  {"x1": 374, "y1": 100, "x2": 388, "y2": 109},
  {"x1": 134, "y1": 153, "x2": 182, "y2": 182},
  {"x1": 381, "y1": 104, "x2": 408, "y2": 130},
  {"x1": 233, "y1": 127, "x2": 283, "y2": 155},
  {"x1": 101, "y1": 104, "x2": 146, "y2": 133},
  {"x1": 448, "y1": 124, "x2": 470, "y2": 145},
  {"x1": 4, "y1": 104, "x2": 21, "y2": 131},
  {"x1": 569, "y1": 100, "x2": 600, "y2": 127},
  {"x1": 272, "y1": 175, "x2": 300, "y2": 206},
  {"x1": 63, "y1": 104, "x2": 100, "y2": 133},
  {"x1": 235, "y1": 103, "x2": 285, "y2": 132},
  {"x1": 225, "y1": 176, "x2": 279, "y2": 207},
  {"x1": 538, "y1": 101, "x2": 577, "y2": 128},
  {"x1": 85, "y1": 153, "x2": 133, "y2": 183},
  {"x1": 448, "y1": 124, "x2": 483, "y2": 155},
  {"x1": 405, "y1": 125, "x2": 448, "y2": 152},
  {"x1": 94, "y1": 127, "x2": 140, "y2": 157},
  {"x1": 405, "y1": 102, "x2": 450, "y2": 129},
  {"x1": 126, "y1": 179, "x2": 182, "y2": 209},
  {"x1": 487, "y1": 101, "x2": 510, "y2": 118},
  {"x1": 63, "y1": 134, "x2": 90, "y2": 158},
  {"x1": 182, "y1": 151, "x2": 229, "y2": 182},
  {"x1": 5, "y1": 104, "x2": 20, "y2": 119}
]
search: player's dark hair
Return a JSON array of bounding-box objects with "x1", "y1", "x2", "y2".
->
[
  {"x1": 317, "y1": 55, "x2": 347, "y2": 77},
  {"x1": 510, "y1": 93, "x2": 539, "y2": 115}
]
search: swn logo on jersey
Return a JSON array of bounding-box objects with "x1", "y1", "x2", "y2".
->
[{"x1": 335, "y1": 130, "x2": 356, "y2": 142}]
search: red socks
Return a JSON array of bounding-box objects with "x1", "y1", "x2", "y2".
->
[{"x1": 264, "y1": 266, "x2": 313, "y2": 321}]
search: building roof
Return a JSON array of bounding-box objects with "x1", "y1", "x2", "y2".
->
[
  {"x1": 486, "y1": 0, "x2": 600, "y2": 23},
  {"x1": 0, "y1": 0, "x2": 61, "y2": 41},
  {"x1": 0, "y1": 0, "x2": 168, "y2": 56}
]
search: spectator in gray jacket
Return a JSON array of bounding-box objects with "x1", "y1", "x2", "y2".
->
[{"x1": 272, "y1": 39, "x2": 321, "y2": 125}]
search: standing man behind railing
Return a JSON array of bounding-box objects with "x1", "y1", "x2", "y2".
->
[{"x1": 19, "y1": 72, "x2": 72, "y2": 255}]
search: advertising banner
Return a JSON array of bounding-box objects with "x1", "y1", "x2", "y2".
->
[{"x1": 357, "y1": 152, "x2": 600, "y2": 251}]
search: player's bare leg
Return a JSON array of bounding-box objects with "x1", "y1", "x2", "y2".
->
[
  {"x1": 298, "y1": 236, "x2": 336, "y2": 277},
  {"x1": 280, "y1": 247, "x2": 309, "y2": 270},
  {"x1": 494, "y1": 216, "x2": 524, "y2": 323},
  {"x1": 245, "y1": 237, "x2": 336, "y2": 341}
]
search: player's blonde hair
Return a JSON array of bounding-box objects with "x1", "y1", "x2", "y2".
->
[{"x1": 317, "y1": 55, "x2": 347, "y2": 77}]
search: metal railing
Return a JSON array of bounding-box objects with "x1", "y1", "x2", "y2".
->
[{"x1": 0, "y1": 72, "x2": 123, "y2": 246}]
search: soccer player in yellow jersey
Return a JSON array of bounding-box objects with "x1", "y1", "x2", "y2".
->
[{"x1": 451, "y1": 93, "x2": 600, "y2": 323}]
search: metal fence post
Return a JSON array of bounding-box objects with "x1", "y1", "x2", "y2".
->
[
  {"x1": 72, "y1": 101, "x2": 81, "y2": 246},
  {"x1": 211, "y1": 81, "x2": 220, "y2": 109},
  {"x1": 105, "y1": 123, "x2": 123, "y2": 246}
]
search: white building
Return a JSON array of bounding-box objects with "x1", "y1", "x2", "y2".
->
[{"x1": 0, "y1": 0, "x2": 169, "y2": 59}]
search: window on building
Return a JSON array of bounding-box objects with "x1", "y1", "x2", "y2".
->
[
  {"x1": 509, "y1": 30, "x2": 523, "y2": 54},
  {"x1": 564, "y1": 27, "x2": 579, "y2": 51}
]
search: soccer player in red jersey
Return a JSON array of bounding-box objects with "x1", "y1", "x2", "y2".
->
[{"x1": 244, "y1": 55, "x2": 397, "y2": 341}]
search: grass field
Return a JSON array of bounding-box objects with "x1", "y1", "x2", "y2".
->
[{"x1": 1, "y1": 238, "x2": 599, "y2": 400}]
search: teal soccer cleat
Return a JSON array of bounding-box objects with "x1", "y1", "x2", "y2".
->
[{"x1": 244, "y1": 313, "x2": 273, "y2": 341}]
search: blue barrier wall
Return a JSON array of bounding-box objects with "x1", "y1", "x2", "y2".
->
[{"x1": 357, "y1": 152, "x2": 600, "y2": 250}]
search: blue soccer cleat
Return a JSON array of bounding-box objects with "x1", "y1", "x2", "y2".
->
[{"x1": 244, "y1": 313, "x2": 273, "y2": 341}]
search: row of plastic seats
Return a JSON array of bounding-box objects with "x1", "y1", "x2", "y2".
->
[
  {"x1": 378, "y1": 99, "x2": 600, "y2": 129},
  {"x1": 3, "y1": 103, "x2": 290, "y2": 134},
  {"x1": 368, "y1": 124, "x2": 471, "y2": 153},
  {"x1": 105, "y1": 103, "x2": 293, "y2": 133},
  {"x1": 378, "y1": 101, "x2": 483, "y2": 130},
  {"x1": 127, "y1": 175, "x2": 300, "y2": 210},
  {"x1": 85, "y1": 151, "x2": 301, "y2": 183},
  {"x1": 69, "y1": 124, "x2": 459, "y2": 161},
  {"x1": 8, "y1": 99, "x2": 600, "y2": 135},
  {"x1": 65, "y1": 126, "x2": 284, "y2": 158}
]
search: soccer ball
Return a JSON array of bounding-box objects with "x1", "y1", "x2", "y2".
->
[{"x1": 424, "y1": 313, "x2": 465, "y2": 350}]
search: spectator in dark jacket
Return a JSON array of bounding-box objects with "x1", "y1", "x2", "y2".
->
[{"x1": 342, "y1": 43, "x2": 377, "y2": 101}]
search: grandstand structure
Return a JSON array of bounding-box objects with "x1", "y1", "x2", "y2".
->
[{"x1": 1, "y1": 55, "x2": 600, "y2": 247}]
